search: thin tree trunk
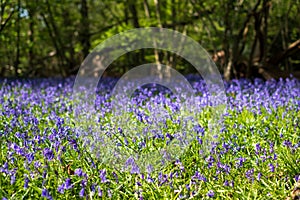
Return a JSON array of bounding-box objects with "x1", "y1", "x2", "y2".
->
[
  {"x1": 223, "y1": 1, "x2": 232, "y2": 81},
  {"x1": 143, "y1": 0, "x2": 151, "y2": 18},
  {"x1": 128, "y1": 0, "x2": 145, "y2": 66},
  {"x1": 262, "y1": 0, "x2": 270, "y2": 68},
  {"x1": 44, "y1": 0, "x2": 67, "y2": 76},
  {"x1": 28, "y1": 5, "x2": 34, "y2": 71},
  {"x1": 80, "y1": 0, "x2": 91, "y2": 59},
  {"x1": 153, "y1": 0, "x2": 163, "y2": 78},
  {"x1": 14, "y1": 0, "x2": 21, "y2": 77},
  {"x1": 0, "y1": 1, "x2": 15, "y2": 33}
]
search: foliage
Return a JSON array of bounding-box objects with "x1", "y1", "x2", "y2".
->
[
  {"x1": 0, "y1": 0, "x2": 299, "y2": 78},
  {"x1": 0, "y1": 76, "x2": 299, "y2": 199}
]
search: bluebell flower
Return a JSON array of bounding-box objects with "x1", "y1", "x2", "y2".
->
[
  {"x1": 10, "y1": 173, "x2": 16, "y2": 185},
  {"x1": 257, "y1": 172, "x2": 262, "y2": 181},
  {"x1": 112, "y1": 171, "x2": 118, "y2": 183},
  {"x1": 99, "y1": 169, "x2": 107, "y2": 183},
  {"x1": 57, "y1": 184, "x2": 65, "y2": 194},
  {"x1": 125, "y1": 157, "x2": 135, "y2": 167},
  {"x1": 34, "y1": 161, "x2": 41, "y2": 168},
  {"x1": 79, "y1": 187, "x2": 85, "y2": 197},
  {"x1": 207, "y1": 190, "x2": 214, "y2": 198},
  {"x1": 295, "y1": 175, "x2": 300, "y2": 182},
  {"x1": 75, "y1": 168, "x2": 83, "y2": 177},
  {"x1": 41, "y1": 189, "x2": 53, "y2": 200},
  {"x1": 196, "y1": 136, "x2": 203, "y2": 145},
  {"x1": 97, "y1": 186, "x2": 102, "y2": 197},
  {"x1": 108, "y1": 189, "x2": 112, "y2": 198},
  {"x1": 0, "y1": 162, "x2": 8, "y2": 174},
  {"x1": 69, "y1": 139, "x2": 78, "y2": 151},
  {"x1": 283, "y1": 140, "x2": 292, "y2": 147},
  {"x1": 64, "y1": 178, "x2": 72, "y2": 189},
  {"x1": 24, "y1": 175, "x2": 29, "y2": 189},
  {"x1": 131, "y1": 164, "x2": 140, "y2": 174},
  {"x1": 147, "y1": 174, "x2": 154, "y2": 183},
  {"x1": 245, "y1": 168, "x2": 254, "y2": 181},
  {"x1": 43, "y1": 148, "x2": 54, "y2": 161},
  {"x1": 42, "y1": 170, "x2": 47, "y2": 179},
  {"x1": 255, "y1": 143, "x2": 261, "y2": 154},
  {"x1": 137, "y1": 181, "x2": 142, "y2": 187},
  {"x1": 236, "y1": 157, "x2": 246, "y2": 168},
  {"x1": 192, "y1": 171, "x2": 207, "y2": 182},
  {"x1": 146, "y1": 165, "x2": 153, "y2": 174},
  {"x1": 223, "y1": 180, "x2": 229, "y2": 186},
  {"x1": 230, "y1": 180, "x2": 234, "y2": 187},
  {"x1": 26, "y1": 153, "x2": 34, "y2": 164},
  {"x1": 268, "y1": 163, "x2": 275, "y2": 172}
]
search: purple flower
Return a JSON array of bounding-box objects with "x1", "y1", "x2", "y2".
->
[
  {"x1": 207, "y1": 190, "x2": 215, "y2": 198},
  {"x1": 146, "y1": 165, "x2": 153, "y2": 174},
  {"x1": 295, "y1": 175, "x2": 300, "y2": 182},
  {"x1": 108, "y1": 189, "x2": 112, "y2": 198},
  {"x1": 64, "y1": 178, "x2": 72, "y2": 189},
  {"x1": 257, "y1": 172, "x2": 262, "y2": 181},
  {"x1": 42, "y1": 170, "x2": 47, "y2": 179},
  {"x1": 283, "y1": 140, "x2": 292, "y2": 147},
  {"x1": 11, "y1": 143, "x2": 25, "y2": 156},
  {"x1": 147, "y1": 174, "x2": 154, "y2": 183},
  {"x1": 194, "y1": 124, "x2": 205, "y2": 135},
  {"x1": 90, "y1": 183, "x2": 96, "y2": 192},
  {"x1": 69, "y1": 139, "x2": 78, "y2": 151},
  {"x1": 192, "y1": 171, "x2": 207, "y2": 182},
  {"x1": 34, "y1": 161, "x2": 41, "y2": 168},
  {"x1": 57, "y1": 184, "x2": 65, "y2": 194},
  {"x1": 0, "y1": 162, "x2": 8, "y2": 174},
  {"x1": 236, "y1": 157, "x2": 246, "y2": 168},
  {"x1": 131, "y1": 164, "x2": 140, "y2": 174},
  {"x1": 26, "y1": 153, "x2": 34, "y2": 164},
  {"x1": 125, "y1": 157, "x2": 135, "y2": 167},
  {"x1": 79, "y1": 187, "x2": 85, "y2": 197},
  {"x1": 75, "y1": 168, "x2": 83, "y2": 177},
  {"x1": 255, "y1": 143, "x2": 261, "y2": 154},
  {"x1": 269, "y1": 142, "x2": 274, "y2": 153},
  {"x1": 223, "y1": 180, "x2": 229, "y2": 186},
  {"x1": 43, "y1": 148, "x2": 54, "y2": 161},
  {"x1": 81, "y1": 179, "x2": 87, "y2": 187},
  {"x1": 112, "y1": 171, "x2": 118, "y2": 183},
  {"x1": 97, "y1": 186, "x2": 102, "y2": 197},
  {"x1": 10, "y1": 173, "x2": 16, "y2": 185},
  {"x1": 245, "y1": 168, "x2": 254, "y2": 181},
  {"x1": 99, "y1": 169, "x2": 107, "y2": 183},
  {"x1": 197, "y1": 136, "x2": 203, "y2": 145},
  {"x1": 273, "y1": 153, "x2": 277, "y2": 160},
  {"x1": 42, "y1": 189, "x2": 53, "y2": 200},
  {"x1": 268, "y1": 163, "x2": 275, "y2": 172},
  {"x1": 24, "y1": 175, "x2": 29, "y2": 189},
  {"x1": 230, "y1": 180, "x2": 234, "y2": 187}
]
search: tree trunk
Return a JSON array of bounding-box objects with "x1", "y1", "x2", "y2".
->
[
  {"x1": 42, "y1": 0, "x2": 67, "y2": 76},
  {"x1": 80, "y1": 0, "x2": 91, "y2": 59},
  {"x1": 14, "y1": 0, "x2": 21, "y2": 77},
  {"x1": 128, "y1": 0, "x2": 145, "y2": 66},
  {"x1": 222, "y1": 1, "x2": 232, "y2": 81},
  {"x1": 28, "y1": 3, "x2": 35, "y2": 72},
  {"x1": 153, "y1": 0, "x2": 163, "y2": 79}
]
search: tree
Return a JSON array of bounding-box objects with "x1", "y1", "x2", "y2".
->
[{"x1": 0, "y1": 0, "x2": 299, "y2": 79}]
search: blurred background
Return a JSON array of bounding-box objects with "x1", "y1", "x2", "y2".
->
[{"x1": 0, "y1": 0, "x2": 299, "y2": 80}]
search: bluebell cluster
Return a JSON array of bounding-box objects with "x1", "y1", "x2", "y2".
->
[{"x1": 0, "y1": 75, "x2": 299, "y2": 199}]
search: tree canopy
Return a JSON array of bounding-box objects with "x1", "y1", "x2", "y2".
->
[{"x1": 0, "y1": 0, "x2": 299, "y2": 80}]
